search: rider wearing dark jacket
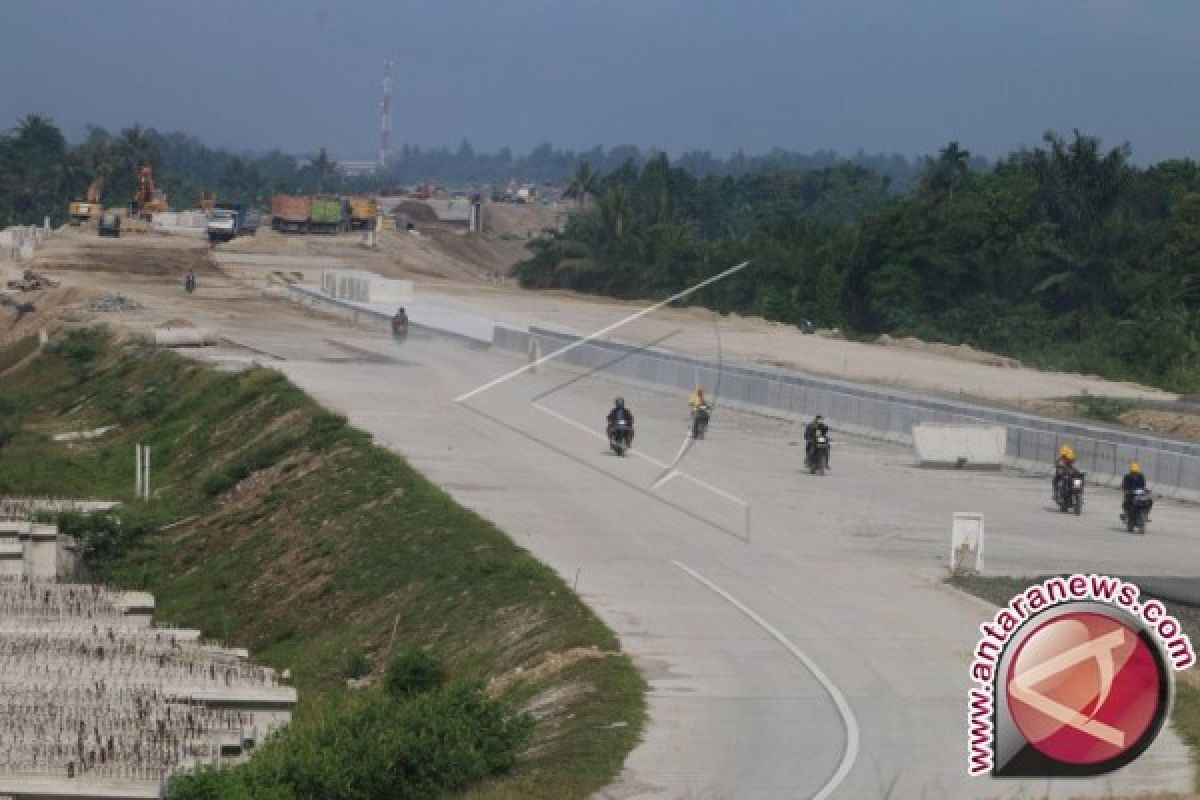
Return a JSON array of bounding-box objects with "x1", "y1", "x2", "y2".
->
[
  {"x1": 804, "y1": 415, "x2": 830, "y2": 466},
  {"x1": 607, "y1": 397, "x2": 635, "y2": 445},
  {"x1": 1121, "y1": 461, "x2": 1147, "y2": 517}
]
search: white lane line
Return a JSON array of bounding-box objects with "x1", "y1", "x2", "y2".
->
[
  {"x1": 453, "y1": 261, "x2": 749, "y2": 403},
  {"x1": 672, "y1": 561, "x2": 860, "y2": 800},
  {"x1": 533, "y1": 401, "x2": 750, "y2": 508}
]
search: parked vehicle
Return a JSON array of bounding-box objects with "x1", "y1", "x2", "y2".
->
[
  {"x1": 98, "y1": 210, "x2": 121, "y2": 238},
  {"x1": 271, "y1": 195, "x2": 312, "y2": 233},
  {"x1": 206, "y1": 209, "x2": 238, "y2": 242},
  {"x1": 349, "y1": 196, "x2": 378, "y2": 230},
  {"x1": 310, "y1": 195, "x2": 348, "y2": 234},
  {"x1": 1054, "y1": 469, "x2": 1085, "y2": 514}
]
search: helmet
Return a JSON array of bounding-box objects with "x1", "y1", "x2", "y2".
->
[
  {"x1": 1059, "y1": 444, "x2": 1075, "y2": 461},
  {"x1": 1130, "y1": 461, "x2": 1142, "y2": 474},
  {"x1": 614, "y1": 397, "x2": 624, "y2": 408},
  {"x1": 696, "y1": 386, "x2": 705, "y2": 393},
  {"x1": 815, "y1": 415, "x2": 824, "y2": 423}
]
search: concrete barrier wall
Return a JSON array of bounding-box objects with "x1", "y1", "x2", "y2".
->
[
  {"x1": 286, "y1": 287, "x2": 1200, "y2": 500},
  {"x1": 495, "y1": 327, "x2": 1200, "y2": 500},
  {"x1": 913, "y1": 424, "x2": 1006, "y2": 468}
]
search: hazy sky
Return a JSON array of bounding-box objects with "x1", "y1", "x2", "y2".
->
[{"x1": 2, "y1": 1, "x2": 1198, "y2": 163}]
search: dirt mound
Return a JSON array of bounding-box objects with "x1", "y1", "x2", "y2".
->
[
  {"x1": 483, "y1": 202, "x2": 564, "y2": 239},
  {"x1": 875, "y1": 333, "x2": 1022, "y2": 368},
  {"x1": 0, "y1": 285, "x2": 102, "y2": 349},
  {"x1": 392, "y1": 201, "x2": 439, "y2": 224},
  {"x1": 1119, "y1": 409, "x2": 1200, "y2": 441},
  {"x1": 33, "y1": 232, "x2": 213, "y2": 277}
]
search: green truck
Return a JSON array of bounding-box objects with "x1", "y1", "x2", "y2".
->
[{"x1": 309, "y1": 195, "x2": 348, "y2": 234}]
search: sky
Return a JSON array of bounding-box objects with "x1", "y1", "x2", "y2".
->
[{"x1": 2, "y1": 0, "x2": 1198, "y2": 164}]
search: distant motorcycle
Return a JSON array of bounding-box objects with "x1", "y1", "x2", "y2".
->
[
  {"x1": 691, "y1": 403, "x2": 711, "y2": 439},
  {"x1": 1125, "y1": 488, "x2": 1153, "y2": 535},
  {"x1": 608, "y1": 419, "x2": 632, "y2": 457},
  {"x1": 807, "y1": 434, "x2": 831, "y2": 475},
  {"x1": 1053, "y1": 469, "x2": 1085, "y2": 515},
  {"x1": 184, "y1": 273, "x2": 196, "y2": 294}
]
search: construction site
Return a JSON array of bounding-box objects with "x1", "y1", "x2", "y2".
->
[{"x1": 2, "y1": 173, "x2": 1199, "y2": 797}]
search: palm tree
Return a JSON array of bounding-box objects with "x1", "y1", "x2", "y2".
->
[
  {"x1": 567, "y1": 160, "x2": 597, "y2": 210},
  {"x1": 920, "y1": 141, "x2": 970, "y2": 200}
]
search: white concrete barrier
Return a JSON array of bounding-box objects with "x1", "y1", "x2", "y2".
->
[
  {"x1": 153, "y1": 328, "x2": 219, "y2": 347},
  {"x1": 913, "y1": 423, "x2": 1006, "y2": 469}
]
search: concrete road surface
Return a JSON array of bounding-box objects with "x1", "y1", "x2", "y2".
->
[{"x1": 186, "y1": 316, "x2": 1196, "y2": 800}]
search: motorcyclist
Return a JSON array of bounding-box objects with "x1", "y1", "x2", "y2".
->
[
  {"x1": 1120, "y1": 461, "x2": 1147, "y2": 521},
  {"x1": 1052, "y1": 444, "x2": 1076, "y2": 497},
  {"x1": 607, "y1": 397, "x2": 635, "y2": 446},
  {"x1": 804, "y1": 415, "x2": 830, "y2": 468},
  {"x1": 392, "y1": 306, "x2": 409, "y2": 337},
  {"x1": 688, "y1": 386, "x2": 707, "y2": 411},
  {"x1": 184, "y1": 267, "x2": 196, "y2": 292}
]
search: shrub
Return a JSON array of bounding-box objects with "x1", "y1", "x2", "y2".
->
[{"x1": 384, "y1": 647, "x2": 445, "y2": 699}]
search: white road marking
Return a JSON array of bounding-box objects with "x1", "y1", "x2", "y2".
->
[
  {"x1": 453, "y1": 261, "x2": 749, "y2": 403},
  {"x1": 533, "y1": 402, "x2": 750, "y2": 539},
  {"x1": 672, "y1": 561, "x2": 860, "y2": 800}
]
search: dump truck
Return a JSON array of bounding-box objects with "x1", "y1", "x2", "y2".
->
[
  {"x1": 348, "y1": 196, "x2": 378, "y2": 230},
  {"x1": 207, "y1": 203, "x2": 262, "y2": 242},
  {"x1": 271, "y1": 194, "x2": 312, "y2": 233},
  {"x1": 309, "y1": 195, "x2": 348, "y2": 234}
]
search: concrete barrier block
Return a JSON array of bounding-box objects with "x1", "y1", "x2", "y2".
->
[{"x1": 913, "y1": 423, "x2": 1006, "y2": 469}]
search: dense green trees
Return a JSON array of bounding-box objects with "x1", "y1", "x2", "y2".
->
[{"x1": 517, "y1": 133, "x2": 1200, "y2": 392}]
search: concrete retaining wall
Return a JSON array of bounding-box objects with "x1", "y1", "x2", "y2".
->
[
  {"x1": 495, "y1": 327, "x2": 1200, "y2": 501},
  {"x1": 320, "y1": 270, "x2": 413, "y2": 304},
  {"x1": 287, "y1": 287, "x2": 1200, "y2": 500}
]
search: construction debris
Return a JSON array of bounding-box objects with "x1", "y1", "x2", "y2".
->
[
  {"x1": 5, "y1": 269, "x2": 59, "y2": 292},
  {"x1": 88, "y1": 293, "x2": 144, "y2": 312}
]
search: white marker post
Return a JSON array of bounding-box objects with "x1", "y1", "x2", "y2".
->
[
  {"x1": 143, "y1": 446, "x2": 150, "y2": 501},
  {"x1": 951, "y1": 512, "x2": 984, "y2": 573},
  {"x1": 135, "y1": 444, "x2": 143, "y2": 498}
]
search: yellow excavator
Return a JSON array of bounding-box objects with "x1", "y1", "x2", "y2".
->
[
  {"x1": 132, "y1": 164, "x2": 169, "y2": 220},
  {"x1": 68, "y1": 179, "x2": 104, "y2": 226}
]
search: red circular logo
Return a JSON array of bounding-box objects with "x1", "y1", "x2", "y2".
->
[{"x1": 1006, "y1": 611, "x2": 1165, "y2": 766}]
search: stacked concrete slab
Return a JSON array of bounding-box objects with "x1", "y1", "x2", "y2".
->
[{"x1": 0, "y1": 509, "x2": 295, "y2": 799}]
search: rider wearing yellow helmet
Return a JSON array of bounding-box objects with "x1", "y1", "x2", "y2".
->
[
  {"x1": 1053, "y1": 444, "x2": 1079, "y2": 499},
  {"x1": 1121, "y1": 461, "x2": 1148, "y2": 520}
]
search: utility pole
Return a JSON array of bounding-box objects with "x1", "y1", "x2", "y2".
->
[{"x1": 379, "y1": 61, "x2": 393, "y2": 170}]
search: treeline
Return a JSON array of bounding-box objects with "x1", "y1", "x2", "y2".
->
[
  {"x1": 384, "y1": 140, "x2": 934, "y2": 190},
  {"x1": 0, "y1": 115, "x2": 337, "y2": 226},
  {"x1": 0, "y1": 113, "x2": 936, "y2": 227},
  {"x1": 516, "y1": 134, "x2": 1200, "y2": 392}
]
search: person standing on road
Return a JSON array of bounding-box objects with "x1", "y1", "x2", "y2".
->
[{"x1": 1120, "y1": 461, "x2": 1147, "y2": 521}]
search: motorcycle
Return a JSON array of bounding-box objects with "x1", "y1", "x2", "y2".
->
[
  {"x1": 184, "y1": 273, "x2": 196, "y2": 294},
  {"x1": 608, "y1": 419, "x2": 632, "y2": 457},
  {"x1": 807, "y1": 434, "x2": 831, "y2": 475},
  {"x1": 391, "y1": 316, "x2": 409, "y2": 341},
  {"x1": 691, "y1": 403, "x2": 711, "y2": 439},
  {"x1": 1053, "y1": 469, "x2": 1085, "y2": 515},
  {"x1": 1124, "y1": 488, "x2": 1154, "y2": 535}
]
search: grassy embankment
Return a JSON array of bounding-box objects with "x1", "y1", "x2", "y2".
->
[
  {"x1": 950, "y1": 573, "x2": 1200, "y2": 793},
  {"x1": 0, "y1": 328, "x2": 644, "y2": 799}
]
